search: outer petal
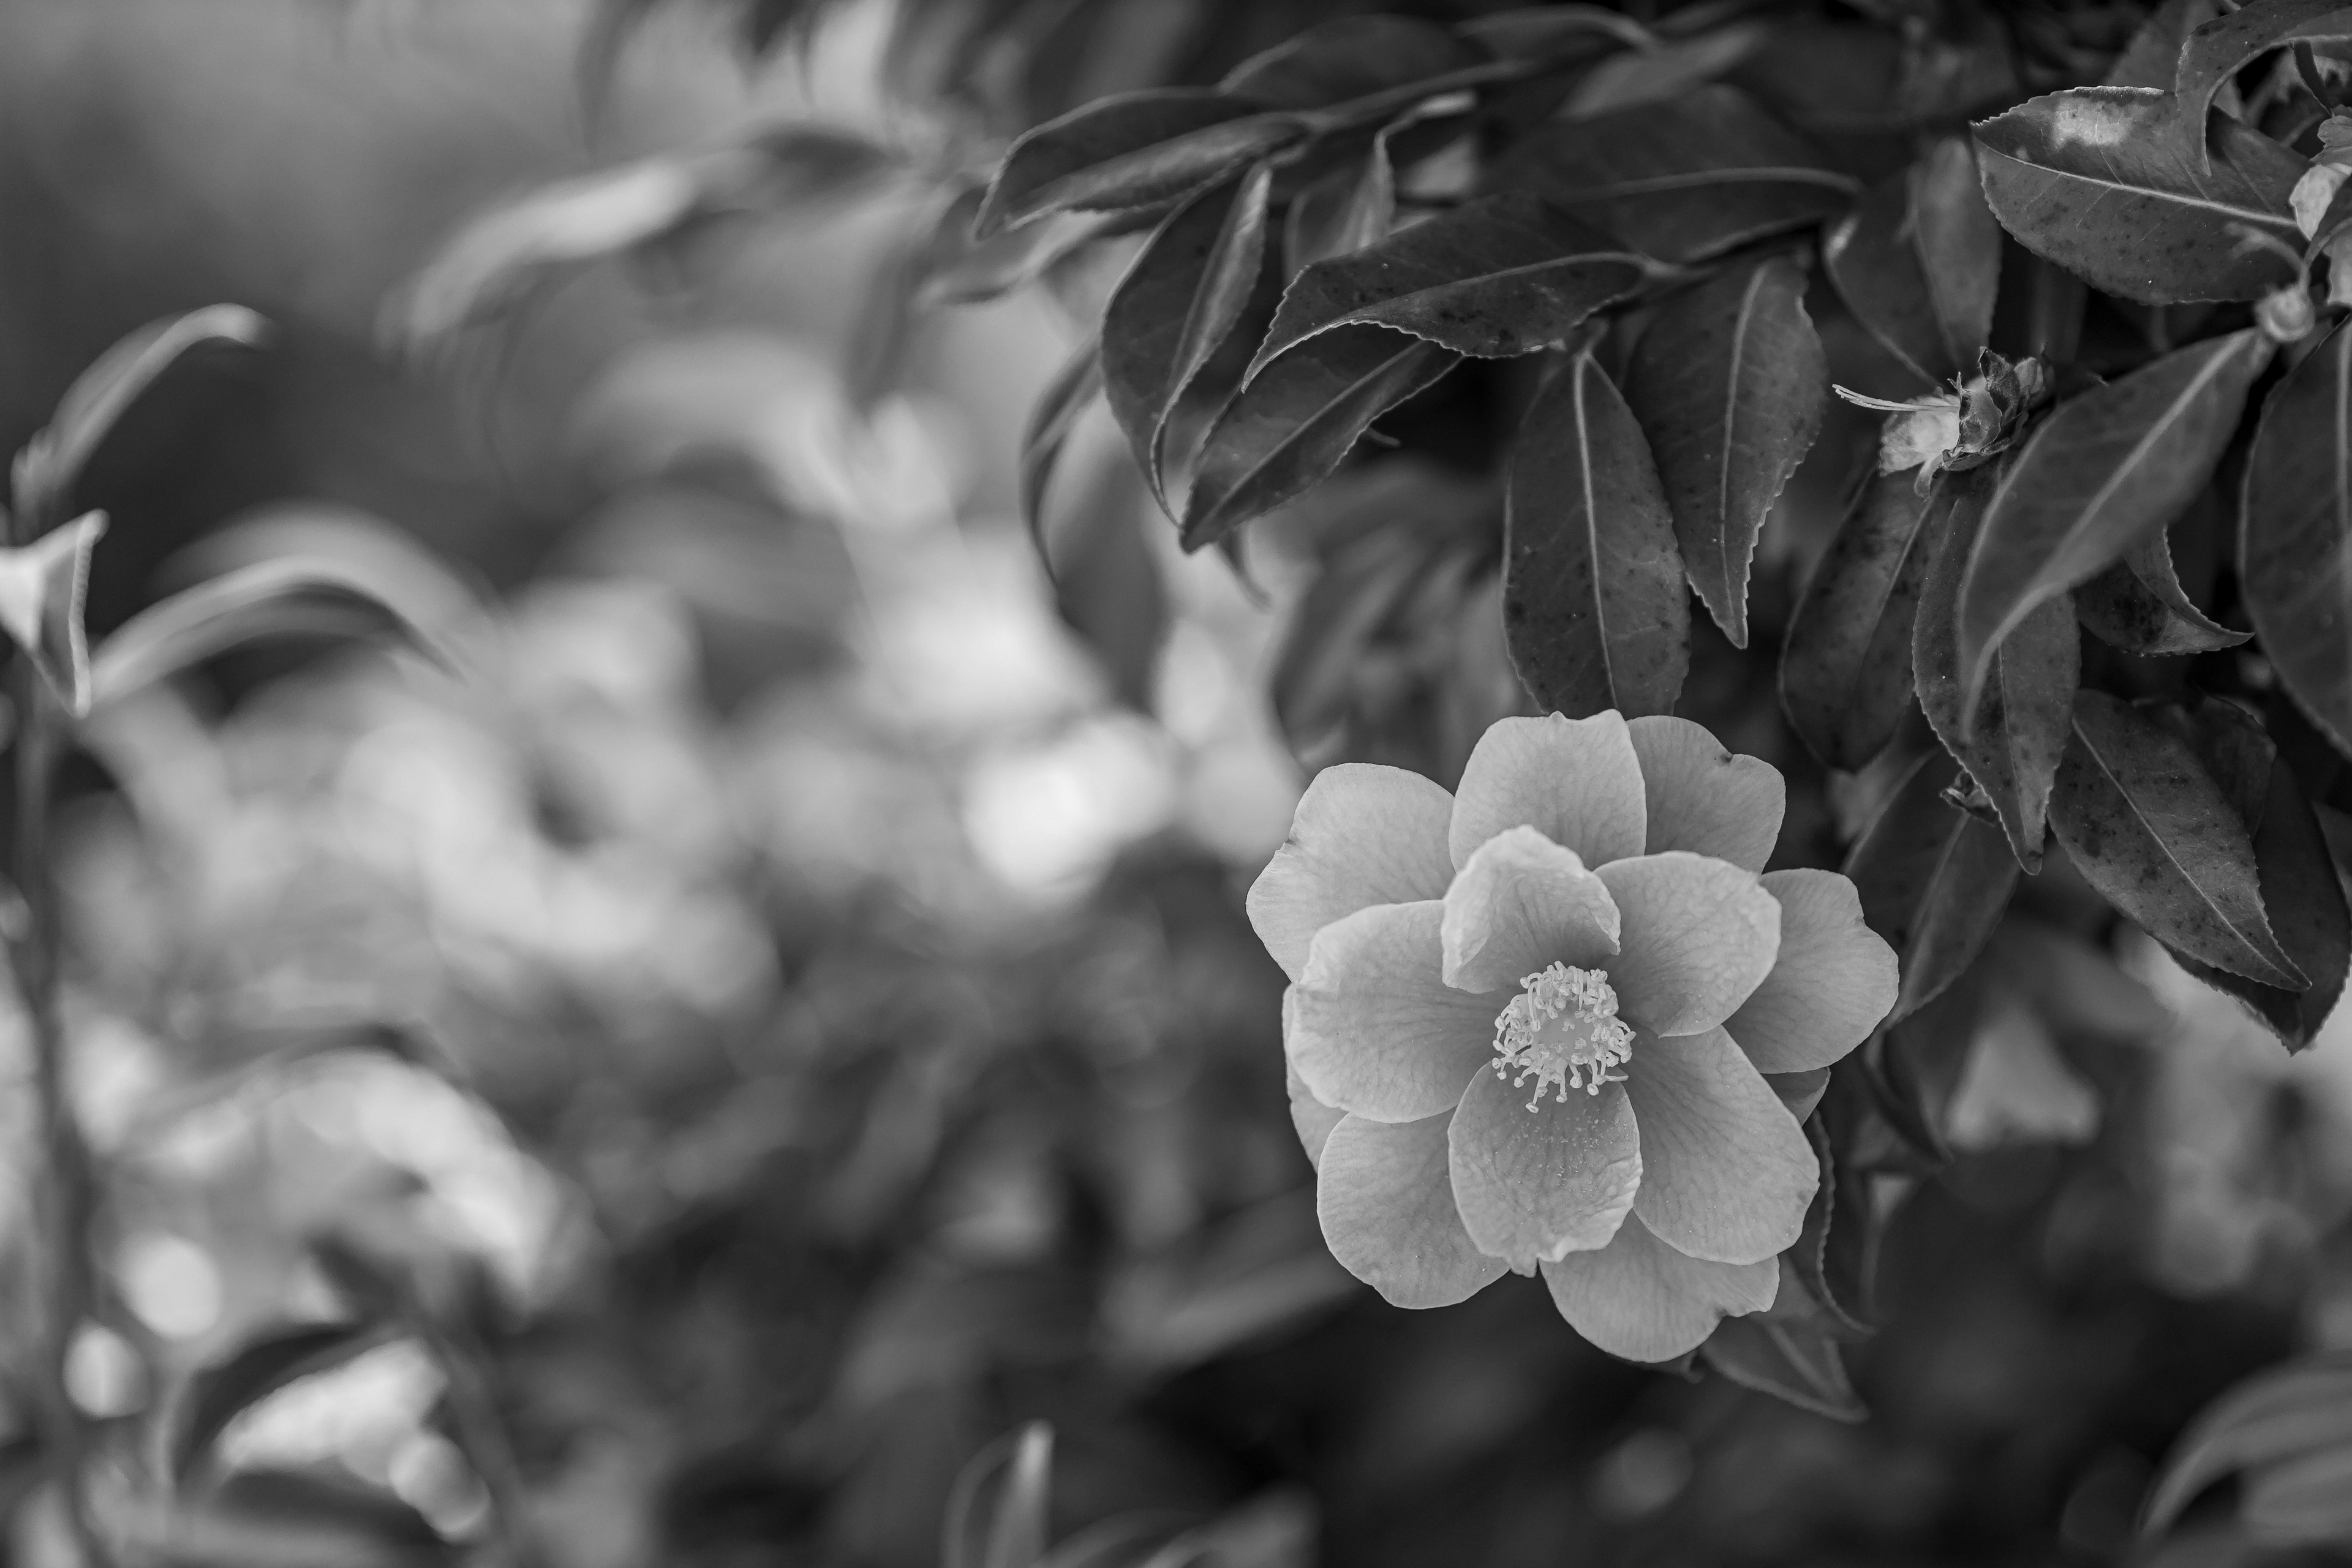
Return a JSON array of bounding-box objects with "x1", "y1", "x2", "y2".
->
[
  {"x1": 1540, "y1": 1216, "x2": 1779, "y2": 1362},
  {"x1": 1440, "y1": 826, "x2": 1621, "y2": 992},
  {"x1": 1725, "y1": 869, "x2": 1900, "y2": 1072},
  {"x1": 1287, "y1": 902, "x2": 1497, "y2": 1122},
  {"x1": 1626, "y1": 1026, "x2": 1817, "y2": 1265},
  {"x1": 1318, "y1": 1112, "x2": 1511, "y2": 1308},
  {"x1": 1594, "y1": 853, "x2": 1782, "y2": 1036},
  {"x1": 1249, "y1": 764, "x2": 1457, "y2": 981},
  {"x1": 1447, "y1": 1064, "x2": 1641, "y2": 1268},
  {"x1": 1449, "y1": 713, "x2": 1647, "y2": 872},
  {"x1": 1766, "y1": 1067, "x2": 1830, "y2": 1122},
  {"x1": 1288, "y1": 1060, "x2": 1348, "y2": 1170},
  {"x1": 1626, "y1": 715, "x2": 1785, "y2": 873}
]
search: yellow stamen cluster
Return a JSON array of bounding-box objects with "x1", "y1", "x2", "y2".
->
[{"x1": 1491, "y1": 963, "x2": 1635, "y2": 1112}]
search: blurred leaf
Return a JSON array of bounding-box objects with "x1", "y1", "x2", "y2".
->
[
  {"x1": 2104, "y1": 0, "x2": 2225, "y2": 89},
  {"x1": 1042, "y1": 439, "x2": 1170, "y2": 710},
  {"x1": 1136, "y1": 1492, "x2": 1316, "y2": 1568},
  {"x1": 1102, "y1": 1192, "x2": 1357, "y2": 1374},
  {"x1": 1793, "y1": 1101, "x2": 1875, "y2": 1333},
  {"x1": 2243, "y1": 317, "x2": 2352, "y2": 758},
  {"x1": 1824, "y1": 139, "x2": 2002, "y2": 385},
  {"x1": 172, "y1": 1322, "x2": 393, "y2": 1488},
  {"x1": 2076, "y1": 510, "x2": 2252, "y2": 656},
  {"x1": 976, "y1": 90, "x2": 1305, "y2": 239},
  {"x1": 0, "y1": 511, "x2": 104, "y2": 717},
  {"x1": 1103, "y1": 167, "x2": 1274, "y2": 503},
  {"x1": 1501, "y1": 345, "x2": 1687, "y2": 718},
  {"x1": 2167, "y1": 695, "x2": 2352, "y2": 1047},
  {"x1": 1020, "y1": 337, "x2": 1106, "y2": 574},
  {"x1": 1956, "y1": 330, "x2": 2272, "y2": 715},
  {"x1": 1914, "y1": 469, "x2": 2079, "y2": 871},
  {"x1": 1944, "y1": 992, "x2": 2101, "y2": 1150},
  {"x1": 1973, "y1": 89, "x2": 2305, "y2": 303},
  {"x1": 193, "y1": 1466, "x2": 453, "y2": 1564},
  {"x1": 1700, "y1": 1273, "x2": 1866, "y2": 1422},
  {"x1": 1559, "y1": 25, "x2": 1764, "y2": 118},
  {"x1": 12, "y1": 306, "x2": 267, "y2": 525},
  {"x1": 2174, "y1": 0, "x2": 2352, "y2": 162},
  {"x1": 1782, "y1": 472, "x2": 1943, "y2": 771},
  {"x1": 944, "y1": 1422, "x2": 1054, "y2": 1568},
  {"x1": 2146, "y1": 1355, "x2": 2352, "y2": 1539},
  {"x1": 1499, "y1": 86, "x2": 1856, "y2": 263},
  {"x1": 922, "y1": 201, "x2": 1133, "y2": 307},
  {"x1": 1460, "y1": 7, "x2": 1656, "y2": 60},
  {"x1": 2048, "y1": 690, "x2": 2306, "y2": 991},
  {"x1": 1219, "y1": 15, "x2": 1479, "y2": 108},
  {"x1": 1181, "y1": 326, "x2": 1457, "y2": 549},
  {"x1": 1284, "y1": 141, "x2": 1396, "y2": 276},
  {"x1": 89, "y1": 557, "x2": 462, "y2": 714},
  {"x1": 1248, "y1": 194, "x2": 1652, "y2": 371},
  {"x1": 1843, "y1": 748, "x2": 2019, "y2": 1024},
  {"x1": 1625, "y1": 254, "x2": 1825, "y2": 649}
]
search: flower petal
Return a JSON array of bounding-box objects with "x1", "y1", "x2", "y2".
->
[
  {"x1": 1449, "y1": 712, "x2": 1647, "y2": 872},
  {"x1": 1725, "y1": 869, "x2": 1900, "y2": 1072},
  {"x1": 1594, "y1": 853, "x2": 1781, "y2": 1035},
  {"x1": 1766, "y1": 1067, "x2": 1830, "y2": 1121},
  {"x1": 1318, "y1": 1112, "x2": 1511, "y2": 1308},
  {"x1": 1625, "y1": 716, "x2": 1785, "y2": 873},
  {"x1": 1249, "y1": 764, "x2": 1457, "y2": 982},
  {"x1": 1447, "y1": 1062, "x2": 1641, "y2": 1268},
  {"x1": 1289, "y1": 1059, "x2": 1348, "y2": 1170},
  {"x1": 1626, "y1": 1025, "x2": 1818, "y2": 1265},
  {"x1": 1540, "y1": 1216, "x2": 1779, "y2": 1362},
  {"x1": 1440, "y1": 826, "x2": 1621, "y2": 992},
  {"x1": 1287, "y1": 902, "x2": 1497, "y2": 1122}
]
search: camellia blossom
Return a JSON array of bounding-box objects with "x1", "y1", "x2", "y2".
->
[{"x1": 1248, "y1": 711, "x2": 1899, "y2": 1363}]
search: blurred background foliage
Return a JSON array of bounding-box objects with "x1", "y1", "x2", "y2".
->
[{"x1": 6, "y1": 0, "x2": 2352, "y2": 1563}]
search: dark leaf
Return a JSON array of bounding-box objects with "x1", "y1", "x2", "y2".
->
[
  {"x1": 2104, "y1": 0, "x2": 2225, "y2": 89},
  {"x1": 1843, "y1": 748, "x2": 2019, "y2": 1023},
  {"x1": 976, "y1": 89, "x2": 1306, "y2": 239},
  {"x1": 1781, "y1": 472, "x2": 1945, "y2": 770},
  {"x1": 1956, "y1": 329, "x2": 2272, "y2": 714},
  {"x1": 1871, "y1": 963, "x2": 1988, "y2": 1160},
  {"x1": 1700, "y1": 1274, "x2": 1866, "y2": 1422},
  {"x1": 1272, "y1": 521, "x2": 1446, "y2": 750},
  {"x1": 1103, "y1": 167, "x2": 1274, "y2": 502},
  {"x1": 1915, "y1": 470, "x2": 2080, "y2": 870},
  {"x1": 1220, "y1": 15, "x2": 1482, "y2": 109},
  {"x1": 2076, "y1": 511, "x2": 2252, "y2": 655},
  {"x1": 1502, "y1": 347, "x2": 1689, "y2": 717},
  {"x1": 1042, "y1": 443, "x2": 1170, "y2": 712},
  {"x1": 943, "y1": 1422, "x2": 1054, "y2": 1568},
  {"x1": 0, "y1": 511, "x2": 105, "y2": 717},
  {"x1": 13, "y1": 306, "x2": 267, "y2": 524},
  {"x1": 1252, "y1": 194, "x2": 1653, "y2": 371},
  {"x1": 1181, "y1": 326, "x2": 1458, "y2": 549},
  {"x1": 1284, "y1": 141, "x2": 1396, "y2": 276},
  {"x1": 2244, "y1": 317, "x2": 2352, "y2": 756},
  {"x1": 1625, "y1": 255, "x2": 1825, "y2": 649},
  {"x1": 1973, "y1": 88, "x2": 2306, "y2": 304},
  {"x1": 2048, "y1": 690, "x2": 2307, "y2": 990},
  {"x1": 1018, "y1": 336, "x2": 1104, "y2": 571},
  {"x1": 204, "y1": 1466, "x2": 451, "y2": 1559},
  {"x1": 1793, "y1": 1104, "x2": 1876, "y2": 1333},
  {"x1": 1558, "y1": 26, "x2": 1766, "y2": 119},
  {"x1": 2145, "y1": 1355, "x2": 2352, "y2": 1536},
  {"x1": 2176, "y1": 0, "x2": 2352, "y2": 162},
  {"x1": 2169, "y1": 696, "x2": 2352, "y2": 1047},
  {"x1": 1459, "y1": 7, "x2": 1655, "y2": 61},
  {"x1": 1495, "y1": 85, "x2": 1856, "y2": 263},
  {"x1": 1825, "y1": 140, "x2": 2003, "y2": 385},
  {"x1": 172, "y1": 1321, "x2": 392, "y2": 1488}
]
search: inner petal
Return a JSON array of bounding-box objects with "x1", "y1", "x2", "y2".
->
[{"x1": 1491, "y1": 963, "x2": 1637, "y2": 1111}]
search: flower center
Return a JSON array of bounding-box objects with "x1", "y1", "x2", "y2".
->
[{"x1": 1491, "y1": 963, "x2": 1635, "y2": 1112}]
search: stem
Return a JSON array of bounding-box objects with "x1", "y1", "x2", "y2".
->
[
  {"x1": 415, "y1": 1315, "x2": 538, "y2": 1568},
  {"x1": 9, "y1": 666, "x2": 107, "y2": 1566}
]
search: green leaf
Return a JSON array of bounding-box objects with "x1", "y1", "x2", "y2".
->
[
  {"x1": 2244, "y1": 317, "x2": 2352, "y2": 758},
  {"x1": 2103, "y1": 0, "x2": 2225, "y2": 89},
  {"x1": 2048, "y1": 690, "x2": 2307, "y2": 990},
  {"x1": 976, "y1": 89, "x2": 1306, "y2": 239},
  {"x1": 944, "y1": 1423, "x2": 1055, "y2": 1568},
  {"x1": 1250, "y1": 194, "x2": 1653, "y2": 371},
  {"x1": 0, "y1": 511, "x2": 105, "y2": 717},
  {"x1": 172, "y1": 1321, "x2": 392, "y2": 1488},
  {"x1": 1181, "y1": 326, "x2": 1457, "y2": 549},
  {"x1": 1781, "y1": 472, "x2": 1945, "y2": 771},
  {"x1": 1019, "y1": 336, "x2": 1105, "y2": 570},
  {"x1": 89, "y1": 556, "x2": 463, "y2": 713},
  {"x1": 1284, "y1": 141, "x2": 1397, "y2": 276},
  {"x1": 2145, "y1": 1355, "x2": 2352, "y2": 1537},
  {"x1": 2075, "y1": 505, "x2": 2252, "y2": 655},
  {"x1": 1220, "y1": 15, "x2": 1482, "y2": 109},
  {"x1": 1915, "y1": 470, "x2": 2080, "y2": 871},
  {"x1": 13, "y1": 306, "x2": 267, "y2": 524},
  {"x1": 1955, "y1": 329, "x2": 2272, "y2": 717},
  {"x1": 2174, "y1": 0, "x2": 2352, "y2": 165},
  {"x1": 1843, "y1": 748, "x2": 2020, "y2": 1024},
  {"x1": 1501, "y1": 347, "x2": 1688, "y2": 718},
  {"x1": 1496, "y1": 85, "x2": 1856, "y2": 263},
  {"x1": 2167, "y1": 696, "x2": 2351, "y2": 1049},
  {"x1": 1624, "y1": 255, "x2": 1825, "y2": 649},
  {"x1": 1103, "y1": 168, "x2": 1274, "y2": 503},
  {"x1": 1557, "y1": 25, "x2": 1765, "y2": 119},
  {"x1": 1824, "y1": 139, "x2": 2002, "y2": 386},
  {"x1": 1699, "y1": 1273, "x2": 1866, "y2": 1422},
  {"x1": 1973, "y1": 88, "x2": 2306, "y2": 304}
]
